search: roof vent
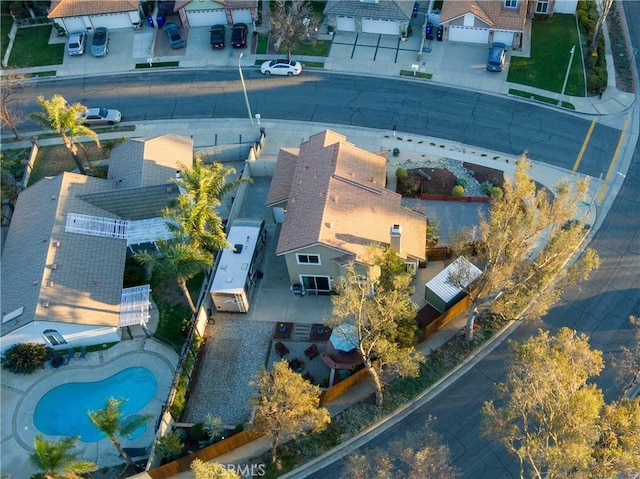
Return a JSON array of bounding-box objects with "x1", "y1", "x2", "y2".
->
[
  {"x1": 53, "y1": 241, "x2": 61, "y2": 248},
  {"x1": 40, "y1": 301, "x2": 50, "y2": 308},
  {"x1": 234, "y1": 244, "x2": 243, "y2": 254},
  {"x1": 49, "y1": 263, "x2": 58, "y2": 270},
  {"x1": 42, "y1": 236, "x2": 49, "y2": 243},
  {"x1": 32, "y1": 278, "x2": 39, "y2": 285},
  {"x1": 46, "y1": 280, "x2": 54, "y2": 287}
]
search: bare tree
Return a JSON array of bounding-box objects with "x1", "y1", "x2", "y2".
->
[
  {"x1": 0, "y1": 72, "x2": 31, "y2": 140},
  {"x1": 590, "y1": 0, "x2": 614, "y2": 51},
  {"x1": 269, "y1": 0, "x2": 320, "y2": 59}
]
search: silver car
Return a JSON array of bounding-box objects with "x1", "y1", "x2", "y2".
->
[
  {"x1": 80, "y1": 107, "x2": 122, "y2": 126},
  {"x1": 91, "y1": 27, "x2": 109, "y2": 57},
  {"x1": 67, "y1": 32, "x2": 86, "y2": 56}
]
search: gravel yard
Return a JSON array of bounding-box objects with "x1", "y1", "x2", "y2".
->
[{"x1": 184, "y1": 318, "x2": 275, "y2": 427}]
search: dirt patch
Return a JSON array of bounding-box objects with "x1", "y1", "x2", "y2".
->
[{"x1": 398, "y1": 163, "x2": 505, "y2": 197}]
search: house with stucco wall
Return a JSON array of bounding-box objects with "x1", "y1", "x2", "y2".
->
[
  {"x1": 265, "y1": 130, "x2": 426, "y2": 294},
  {"x1": 0, "y1": 134, "x2": 193, "y2": 354}
]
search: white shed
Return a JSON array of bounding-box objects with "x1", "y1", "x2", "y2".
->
[{"x1": 425, "y1": 257, "x2": 481, "y2": 313}]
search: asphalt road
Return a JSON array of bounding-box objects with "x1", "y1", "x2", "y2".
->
[
  {"x1": 299, "y1": 4, "x2": 640, "y2": 478},
  {"x1": 14, "y1": 14, "x2": 638, "y2": 476},
  {"x1": 23, "y1": 70, "x2": 621, "y2": 178}
]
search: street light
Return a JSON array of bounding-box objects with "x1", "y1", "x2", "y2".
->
[
  {"x1": 560, "y1": 45, "x2": 575, "y2": 106},
  {"x1": 238, "y1": 53, "x2": 254, "y2": 125}
]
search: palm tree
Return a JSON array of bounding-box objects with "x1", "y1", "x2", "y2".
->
[
  {"x1": 29, "y1": 95, "x2": 99, "y2": 175},
  {"x1": 167, "y1": 159, "x2": 247, "y2": 252},
  {"x1": 136, "y1": 240, "x2": 212, "y2": 313},
  {"x1": 87, "y1": 398, "x2": 152, "y2": 470},
  {"x1": 29, "y1": 434, "x2": 97, "y2": 479}
]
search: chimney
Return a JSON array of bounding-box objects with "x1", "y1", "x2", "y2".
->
[{"x1": 390, "y1": 224, "x2": 402, "y2": 256}]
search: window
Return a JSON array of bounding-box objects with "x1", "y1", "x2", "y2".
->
[
  {"x1": 535, "y1": 0, "x2": 549, "y2": 13},
  {"x1": 296, "y1": 254, "x2": 320, "y2": 265},
  {"x1": 43, "y1": 329, "x2": 67, "y2": 346},
  {"x1": 504, "y1": 0, "x2": 518, "y2": 7}
]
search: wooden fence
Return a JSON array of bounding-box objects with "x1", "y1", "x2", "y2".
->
[
  {"x1": 319, "y1": 368, "x2": 370, "y2": 405},
  {"x1": 146, "y1": 430, "x2": 265, "y2": 479}
]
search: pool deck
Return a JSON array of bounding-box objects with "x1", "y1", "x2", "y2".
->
[{"x1": 1, "y1": 335, "x2": 179, "y2": 477}]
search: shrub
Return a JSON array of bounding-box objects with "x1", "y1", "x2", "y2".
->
[
  {"x1": 587, "y1": 72, "x2": 606, "y2": 93},
  {"x1": 455, "y1": 177, "x2": 468, "y2": 188},
  {"x1": 490, "y1": 187, "x2": 504, "y2": 199},
  {"x1": 392, "y1": 147, "x2": 400, "y2": 157},
  {"x1": 155, "y1": 430, "x2": 184, "y2": 460},
  {"x1": 451, "y1": 185, "x2": 465, "y2": 196},
  {"x1": 481, "y1": 180, "x2": 494, "y2": 195},
  {"x1": 395, "y1": 167, "x2": 407, "y2": 179},
  {"x1": 188, "y1": 422, "x2": 208, "y2": 442},
  {"x1": 123, "y1": 256, "x2": 148, "y2": 288},
  {"x1": 2, "y1": 343, "x2": 48, "y2": 374},
  {"x1": 203, "y1": 414, "x2": 224, "y2": 439}
]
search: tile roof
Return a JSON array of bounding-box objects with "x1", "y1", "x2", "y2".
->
[
  {"x1": 267, "y1": 130, "x2": 426, "y2": 262},
  {"x1": 1, "y1": 173, "x2": 125, "y2": 336},
  {"x1": 48, "y1": 0, "x2": 139, "y2": 18},
  {"x1": 175, "y1": 0, "x2": 258, "y2": 13},
  {"x1": 108, "y1": 134, "x2": 193, "y2": 190},
  {"x1": 324, "y1": 0, "x2": 414, "y2": 21},
  {"x1": 1, "y1": 134, "x2": 194, "y2": 337},
  {"x1": 440, "y1": 0, "x2": 528, "y2": 31}
]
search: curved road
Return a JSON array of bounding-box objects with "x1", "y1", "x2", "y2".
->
[
  {"x1": 24, "y1": 69, "x2": 620, "y2": 179},
  {"x1": 16, "y1": 12, "x2": 638, "y2": 476}
]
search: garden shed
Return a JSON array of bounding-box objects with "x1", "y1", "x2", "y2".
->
[{"x1": 425, "y1": 257, "x2": 481, "y2": 313}]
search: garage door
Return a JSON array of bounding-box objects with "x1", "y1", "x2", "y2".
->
[
  {"x1": 231, "y1": 9, "x2": 252, "y2": 24},
  {"x1": 492, "y1": 30, "x2": 514, "y2": 46},
  {"x1": 90, "y1": 13, "x2": 132, "y2": 30},
  {"x1": 336, "y1": 16, "x2": 356, "y2": 32},
  {"x1": 448, "y1": 25, "x2": 489, "y2": 43},
  {"x1": 62, "y1": 17, "x2": 87, "y2": 33},
  {"x1": 361, "y1": 18, "x2": 399, "y2": 35},
  {"x1": 187, "y1": 9, "x2": 227, "y2": 27}
]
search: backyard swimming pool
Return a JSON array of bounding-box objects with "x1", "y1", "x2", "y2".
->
[{"x1": 33, "y1": 367, "x2": 158, "y2": 442}]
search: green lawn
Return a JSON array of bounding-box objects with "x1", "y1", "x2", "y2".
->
[
  {"x1": 1, "y1": 15, "x2": 13, "y2": 61},
  {"x1": 508, "y1": 14, "x2": 585, "y2": 97},
  {"x1": 8, "y1": 24, "x2": 64, "y2": 68}
]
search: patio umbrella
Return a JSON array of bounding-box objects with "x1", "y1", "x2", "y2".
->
[{"x1": 329, "y1": 323, "x2": 359, "y2": 353}]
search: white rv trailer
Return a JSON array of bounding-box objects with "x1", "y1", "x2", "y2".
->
[{"x1": 210, "y1": 218, "x2": 267, "y2": 313}]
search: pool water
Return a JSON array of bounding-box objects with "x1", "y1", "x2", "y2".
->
[{"x1": 34, "y1": 367, "x2": 158, "y2": 442}]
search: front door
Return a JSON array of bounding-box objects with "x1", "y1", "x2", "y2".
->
[{"x1": 301, "y1": 275, "x2": 331, "y2": 294}]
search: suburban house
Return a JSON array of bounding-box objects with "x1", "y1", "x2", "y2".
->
[
  {"x1": 0, "y1": 134, "x2": 193, "y2": 354},
  {"x1": 438, "y1": 0, "x2": 532, "y2": 49},
  {"x1": 436, "y1": 0, "x2": 577, "y2": 49},
  {"x1": 265, "y1": 130, "x2": 427, "y2": 294},
  {"x1": 47, "y1": 0, "x2": 142, "y2": 32},
  {"x1": 323, "y1": 0, "x2": 414, "y2": 36},
  {"x1": 174, "y1": 0, "x2": 258, "y2": 28}
]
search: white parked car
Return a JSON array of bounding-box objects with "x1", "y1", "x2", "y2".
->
[
  {"x1": 260, "y1": 59, "x2": 302, "y2": 76},
  {"x1": 67, "y1": 32, "x2": 86, "y2": 56},
  {"x1": 80, "y1": 107, "x2": 122, "y2": 125}
]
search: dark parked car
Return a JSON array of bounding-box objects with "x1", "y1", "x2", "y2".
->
[
  {"x1": 486, "y1": 42, "x2": 507, "y2": 72},
  {"x1": 210, "y1": 24, "x2": 225, "y2": 49},
  {"x1": 91, "y1": 27, "x2": 109, "y2": 57},
  {"x1": 231, "y1": 23, "x2": 248, "y2": 48},
  {"x1": 163, "y1": 23, "x2": 186, "y2": 49}
]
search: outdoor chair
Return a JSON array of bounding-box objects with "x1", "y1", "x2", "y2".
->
[
  {"x1": 275, "y1": 341, "x2": 289, "y2": 358},
  {"x1": 66, "y1": 349, "x2": 76, "y2": 361},
  {"x1": 304, "y1": 344, "x2": 319, "y2": 360},
  {"x1": 78, "y1": 346, "x2": 88, "y2": 359}
]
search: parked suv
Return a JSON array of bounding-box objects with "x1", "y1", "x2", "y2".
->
[
  {"x1": 231, "y1": 23, "x2": 248, "y2": 48},
  {"x1": 486, "y1": 42, "x2": 507, "y2": 72}
]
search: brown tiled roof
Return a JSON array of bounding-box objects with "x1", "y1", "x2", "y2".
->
[
  {"x1": 48, "y1": 0, "x2": 139, "y2": 18},
  {"x1": 268, "y1": 130, "x2": 426, "y2": 262},
  {"x1": 265, "y1": 147, "x2": 299, "y2": 206},
  {"x1": 440, "y1": 0, "x2": 528, "y2": 31},
  {"x1": 175, "y1": 0, "x2": 258, "y2": 13}
]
